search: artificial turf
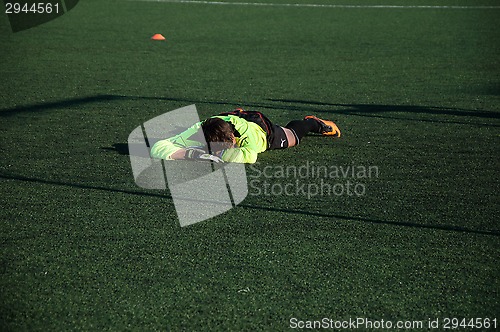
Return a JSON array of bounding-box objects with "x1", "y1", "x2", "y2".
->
[{"x1": 1, "y1": 0, "x2": 499, "y2": 330}]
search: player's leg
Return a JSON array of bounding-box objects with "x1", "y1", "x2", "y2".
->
[
  {"x1": 267, "y1": 125, "x2": 293, "y2": 150},
  {"x1": 283, "y1": 127, "x2": 297, "y2": 147},
  {"x1": 268, "y1": 116, "x2": 340, "y2": 150},
  {"x1": 285, "y1": 116, "x2": 341, "y2": 144},
  {"x1": 304, "y1": 115, "x2": 341, "y2": 137}
]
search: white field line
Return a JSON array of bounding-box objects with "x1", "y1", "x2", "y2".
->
[{"x1": 129, "y1": 0, "x2": 500, "y2": 9}]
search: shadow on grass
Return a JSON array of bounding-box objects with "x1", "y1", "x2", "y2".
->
[
  {"x1": 0, "y1": 95, "x2": 127, "y2": 117},
  {"x1": 1, "y1": 173, "x2": 498, "y2": 237},
  {"x1": 268, "y1": 98, "x2": 500, "y2": 119},
  {"x1": 1, "y1": 94, "x2": 499, "y2": 127},
  {"x1": 102, "y1": 143, "x2": 129, "y2": 155}
]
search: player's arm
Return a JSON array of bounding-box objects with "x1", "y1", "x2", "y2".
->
[
  {"x1": 150, "y1": 123, "x2": 223, "y2": 162},
  {"x1": 219, "y1": 147, "x2": 258, "y2": 164},
  {"x1": 218, "y1": 137, "x2": 260, "y2": 164},
  {"x1": 218, "y1": 129, "x2": 265, "y2": 164},
  {"x1": 168, "y1": 148, "x2": 188, "y2": 160},
  {"x1": 152, "y1": 139, "x2": 223, "y2": 162},
  {"x1": 150, "y1": 138, "x2": 183, "y2": 160},
  {"x1": 150, "y1": 122, "x2": 200, "y2": 160}
]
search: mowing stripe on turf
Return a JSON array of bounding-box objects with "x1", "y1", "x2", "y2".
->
[{"x1": 129, "y1": 0, "x2": 500, "y2": 9}]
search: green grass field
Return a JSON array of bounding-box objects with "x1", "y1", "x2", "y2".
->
[{"x1": 1, "y1": 0, "x2": 499, "y2": 330}]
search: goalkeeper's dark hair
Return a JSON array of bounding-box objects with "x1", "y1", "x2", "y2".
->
[{"x1": 201, "y1": 117, "x2": 235, "y2": 152}]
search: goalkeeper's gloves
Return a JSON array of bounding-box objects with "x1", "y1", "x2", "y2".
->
[{"x1": 184, "y1": 148, "x2": 224, "y2": 163}]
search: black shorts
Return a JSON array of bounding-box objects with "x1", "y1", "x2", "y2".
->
[{"x1": 268, "y1": 125, "x2": 289, "y2": 150}]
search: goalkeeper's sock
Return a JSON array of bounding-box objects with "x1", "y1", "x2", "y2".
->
[{"x1": 285, "y1": 118, "x2": 322, "y2": 144}]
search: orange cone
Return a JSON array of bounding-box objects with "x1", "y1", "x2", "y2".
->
[{"x1": 151, "y1": 33, "x2": 166, "y2": 41}]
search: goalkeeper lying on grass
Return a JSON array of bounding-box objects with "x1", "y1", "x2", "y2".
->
[{"x1": 150, "y1": 108, "x2": 341, "y2": 164}]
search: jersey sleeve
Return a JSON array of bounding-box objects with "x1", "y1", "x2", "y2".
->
[
  {"x1": 220, "y1": 147, "x2": 258, "y2": 164},
  {"x1": 150, "y1": 122, "x2": 203, "y2": 160}
]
